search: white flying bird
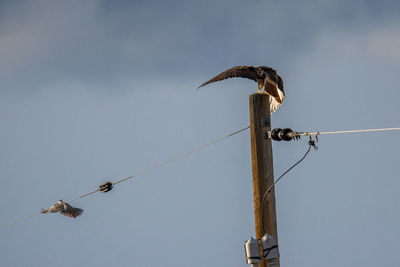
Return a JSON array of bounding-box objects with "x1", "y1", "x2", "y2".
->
[{"x1": 41, "y1": 200, "x2": 83, "y2": 218}]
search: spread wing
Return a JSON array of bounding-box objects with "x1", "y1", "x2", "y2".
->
[
  {"x1": 60, "y1": 203, "x2": 84, "y2": 218},
  {"x1": 41, "y1": 203, "x2": 63, "y2": 213},
  {"x1": 198, "y1": 66, "x2": 258, "y2": 88}
]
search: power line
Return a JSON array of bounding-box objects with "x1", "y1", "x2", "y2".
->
[
  {"x1": 260, "y1": 126, "x2": 400, "y2": 234},
  {"x1": 299, "y1": 127, "x2": 400, "y2": 137},
  {"x1": 66, "y1": 189, "x2": 100, "y2": 204},
  {"x1": 0, "y1": 125, "x2": 250, "y2": 230},
  {"x1": 269, "y1": 127, "x2": 400, "y2": 142},
  {"x1": 111, "y1": 125, "x2": 250, "y2": 187},
  {"x1": 0, "y1": 212, "x2": 42, "y2": 230},
  {"x1": 1, "y1": 125, "x2": 399, "y2": 230},
  {"x1": 66, "y1": 125, "x2": 250, "y2": 203},
  {"x1": 267, "y1": 140, "x2": 316, "y2": 195}
]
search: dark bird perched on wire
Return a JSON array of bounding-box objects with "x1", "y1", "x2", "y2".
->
[
  {"x1": 198, "y1": 65, "x2": 285, "y2": 113},
  {"x1": 41, "y1": 200, "x2": 83, "y2": 218}
]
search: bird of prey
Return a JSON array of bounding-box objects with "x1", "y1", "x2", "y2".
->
[
  {"x1": 198, "y1": 66, "x2": 285, "y2": 113},
  {"x1": 41, "y1": 200, "x2": 84, "y2": 218}
]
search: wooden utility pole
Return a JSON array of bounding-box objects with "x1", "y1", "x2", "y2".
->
[{"x1": 249, "y1": 93, "x2": 279, "y2": 267}]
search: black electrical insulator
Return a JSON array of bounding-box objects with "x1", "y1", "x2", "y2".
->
[
  {"x1": 281, "y1": 128, "x2": 294, "y2": 141},
  {"x1": 271, "y1": 128, "x2": 282, "y2": 141},
  {"x1": 99, "y1": 181, "x2": 113, "y2": 193},
  {"x1": 270, "y1": 128, "x2": 295, "y2": 141}
]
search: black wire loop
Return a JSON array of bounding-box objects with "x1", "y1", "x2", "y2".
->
[{"x1": 261, "y1": 139, "x2": 316, "y2": 234}]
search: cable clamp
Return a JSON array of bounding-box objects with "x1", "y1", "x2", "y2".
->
[{"x1": 308, "y1": 135, "x2": 319, "y2": 150}]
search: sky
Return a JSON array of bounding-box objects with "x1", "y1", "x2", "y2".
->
[{"x1": 1, "y1": 0, "x2": 400, "y2": 266}]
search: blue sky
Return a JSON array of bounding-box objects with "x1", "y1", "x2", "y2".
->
[{"x1": 1, "y1": 1, "x2": 400, "y2": 266}]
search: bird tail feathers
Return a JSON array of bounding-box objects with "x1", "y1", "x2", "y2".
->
[{"x1": 269, "y1": 90, "x2": 285, "y2": 113}]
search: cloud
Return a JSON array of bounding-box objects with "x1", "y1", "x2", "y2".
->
[
  {"x1": 0, "y1": 0, "x2": 399, "y2": 93},
  {"x1": 365, "y1": 27, "x2": 400, "y2": 61},
  {"x1": 314, "y1": 23, "x2": 400, "y2": 62}
]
